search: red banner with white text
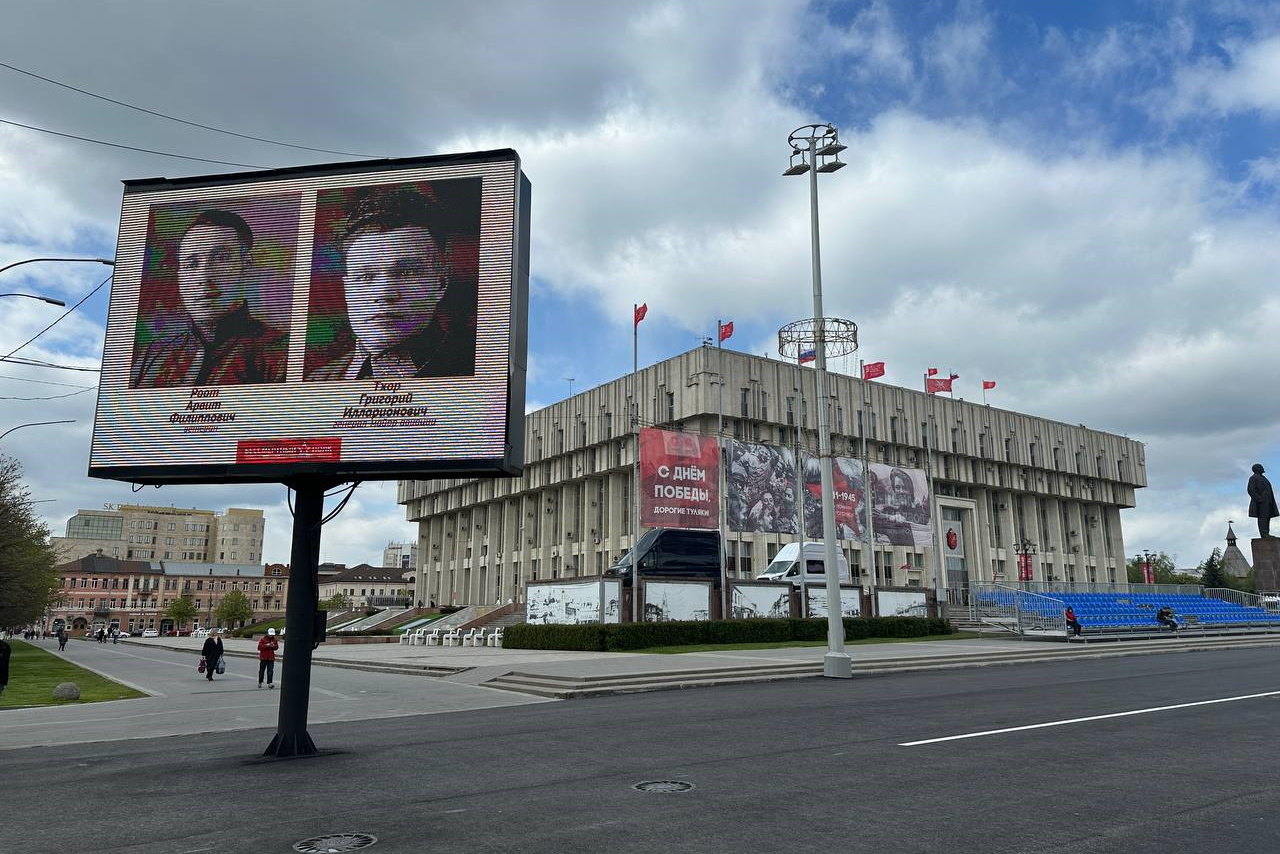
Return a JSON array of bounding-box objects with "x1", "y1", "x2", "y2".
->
[{"x1": 639, "y1": 427, "x2": 720, "y2": 529}]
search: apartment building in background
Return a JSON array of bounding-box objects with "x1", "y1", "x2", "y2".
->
[
  {"x1": 48, "y1": 553, "x2": 290, "y2": 634},
  {"x1": 51, "y1": 504, "x2": 267, "y2": 566}
]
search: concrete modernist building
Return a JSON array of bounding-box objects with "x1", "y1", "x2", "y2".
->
[
  {"x1": 318, "y1": 565, "x2": 414, "y2": 610},
  {"x1": 399, "y1": 347, "x2": 1146, "y2": 608},
  {"x1": 51, "y1": 504, "x2": 267, "y2": 565},
  {"x1": 49, "y1": 553, "x2": 290, "y2": 634},
  {"x1": 382, "y1": 541, "x2": 419, "y2": 572}
]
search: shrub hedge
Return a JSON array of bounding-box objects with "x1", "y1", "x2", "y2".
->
[{"x1": 502, "y1": 617, "x2": 953, "y2": 651}]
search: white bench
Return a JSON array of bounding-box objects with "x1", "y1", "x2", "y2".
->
[
  {"x1": 442, "y1": 628, "x2": 463, "y2": 647},
  {"x1": 400, "y1": 627, "x2": 424, "y2": 646},
  {"x1": 423, "y1": 628, "x2": 445, "y2": 647},
  {"x1": 463, "y1": 628, "x2": 489, "y2": 647},
  {"x1": 487, "y1": 627, "x2": 504, "y2": 648}
]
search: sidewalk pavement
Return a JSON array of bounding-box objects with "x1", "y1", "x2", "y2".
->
[{"x1": 123, "y1": 630, "x2": 1280, "y2": 697}]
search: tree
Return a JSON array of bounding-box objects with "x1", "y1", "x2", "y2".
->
[
  {"x1": 1125, "y1": 551, "x2": 1180, "y2": 585},
  {"x1": 1199, "y1": 548, "x2": 1229, "y2": 589},
  {"x1": 216, "y1": 589, "x2": 254, "y2": 627},
  {"x1": 318, "y1": 593, "x2": 351, "y2": 611},
  {"x1": 0, "y1": 456, "x2": 59, "y2": 627},
  {"x1": 165, "y1": 594, "x2": 197, "y2": 629}
]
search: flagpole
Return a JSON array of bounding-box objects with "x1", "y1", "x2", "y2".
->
[
  {"x1": 716, "y1": 320, "x2": 728, "y2": 617},
  {"x1": 632, "y1": 304, "x2": 641, "y2": 624},
  {"x1": 717, "y1": 321, "x2": 724, "y2": 437},
  {"x1": 860, "y1": 360, "x2": 876, "y2": 614}
]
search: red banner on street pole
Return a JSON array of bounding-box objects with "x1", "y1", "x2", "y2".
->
[
  {"x1": 639, "y1": 428, "x2": 720, "y2": 529},
  {"x1": 1018, "y1": 553, "x2": 1033, "y2": 581},
  {"x1": 1142, "y1": 562, "x2": 1154, "y2": 584}
]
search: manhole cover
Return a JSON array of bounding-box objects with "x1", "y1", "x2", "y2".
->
[
  {"x1": 633, "y1": 780, "x2": 694, "y2": 793},
  {"x1": 293, "y1": 832, "x2": 378, "y2": 852}
]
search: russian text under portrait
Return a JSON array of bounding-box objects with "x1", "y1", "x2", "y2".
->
[
  {"x1": 303, "y1": 179, "x2": 480, "y2": 382},
  {"x1": 129, "y1": 200, "x2": 299, "y2": 389}
]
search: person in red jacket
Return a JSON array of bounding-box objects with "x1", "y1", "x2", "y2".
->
[
  {"x1": 257, "y1": 627, "x2": 279, "y2": 689},
  {"x1": 1064, "y1": 606, "x2": 1083, "y2": 638}
]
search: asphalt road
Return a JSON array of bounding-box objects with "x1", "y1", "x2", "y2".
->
[
  {"x1": 6, "y1": 646, "x2": 1280, "y2": 854},
  {"x1": 0, "y1": 637, "x2": 549, "y2": 748}
]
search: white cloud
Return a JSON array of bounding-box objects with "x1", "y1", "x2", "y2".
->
[{"x1": 1168, "y1": 34, "x2": 1280, "y2": 117}]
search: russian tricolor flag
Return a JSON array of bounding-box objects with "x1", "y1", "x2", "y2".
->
[{"x1": 798, "y1": 349, "x2": 816, "y2": 364}]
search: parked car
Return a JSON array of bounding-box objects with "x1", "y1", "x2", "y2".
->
[{"x1": 141, "y1": 628, "x2": 159, "y2": 638}]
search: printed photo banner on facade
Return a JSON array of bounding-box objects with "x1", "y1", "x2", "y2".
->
[
  {"x1": 726, "y1": 440, "x2": 799, "y2": 534},
  {"x1": 867, "y1": 462, "x2": 932, "y2": 547},
  {"x1": 799, "y1": 454, "x2": 868, "y2": 541},
  {"x1": 639, "y1": 427, "x2": 720, "y2": 529}
]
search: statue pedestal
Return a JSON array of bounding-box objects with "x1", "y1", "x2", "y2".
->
[{"x1": 1251, "y1": 538, "x2": 1280, "y2": 593}]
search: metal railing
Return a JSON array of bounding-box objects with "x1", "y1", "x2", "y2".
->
[
  {"x1": 1203, "y1": 588, "x2": 1265, "y2": 608},
  {"x1": 970, "y1": 583, "x2": 1067, "y2": 636}
]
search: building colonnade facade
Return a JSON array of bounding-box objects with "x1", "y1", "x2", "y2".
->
[{"x1": 399, "y1": 347, "x2": 1146, "y2": 609}]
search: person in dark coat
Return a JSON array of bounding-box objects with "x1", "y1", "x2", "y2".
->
[
  {"x1": 200, "y1": 634, "x2": 224, "y2": 682},
  {"x1": 57, "y1": 627, "x2": 67, "y2": 652},
  {"x1": 1248, "y1": 463, "x2": 1278, "y2": 538},
  {"x1": 0, "y1": 637, "x2": 11, "y2": 697}
]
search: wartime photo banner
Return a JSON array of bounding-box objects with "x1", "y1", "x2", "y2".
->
[
  {"x1": 800, "y1": 454, "x2": 868, "y2": 541},
  {"x1": 639, "y1": 427, "x2": 720, "y2": 529},
  {"x1": 867, "y1": 463, "x2": 932, "y2": 547},
  {"x1": 89, "y1": 150, "x2": 529, "y2": 484},
  {"x1": 725, "y1": 440, "x2": 799, "y2": 534}
]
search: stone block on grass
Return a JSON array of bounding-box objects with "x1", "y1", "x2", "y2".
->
[{"x1": 52, "y1": 682, "x2": 80, "y2": 701}]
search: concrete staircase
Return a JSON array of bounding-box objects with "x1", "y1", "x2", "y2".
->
[{"x1": 485, "y1": 661, "x2": 821, "y2": 698}]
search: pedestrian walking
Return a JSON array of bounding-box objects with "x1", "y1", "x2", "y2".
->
[
  {"x1": 57, "y1": 627, "x2": 67, "y2": 652},
  {"x1": 257, "y1": 627, "x2": 279, "y2": 689},
  {"x1": 200, "y1": 633, "x2": 224, "y2": 682},
  {"x1": 111, "y1": 628, "x2": 118, "y2": 645},
  {"x1": 0, "y1": 636, "x2": 10, "y2": 697}
]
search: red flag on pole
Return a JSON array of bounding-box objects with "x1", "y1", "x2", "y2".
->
[
  {"x1": 926, "y1": 377, "x2": 954, "y2": 394},
  {"x1": 862, "y1": 361, "x2": 885, "y2": 380},
  {"x1": 634, "y1": 303, "x2": 648, "y2": 327},
  {"x1": 982, "y1": 380, "x2": 996, "y2": 390},
  {"x1": 719, "y1": 321, "x2": 734, "y2": 342},
  {"x1": 927, "y1": 367, "x2": 939, "y2": 377}
]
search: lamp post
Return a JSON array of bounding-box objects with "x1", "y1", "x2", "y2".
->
[
  {"x1": 0, "y1": 420, "x2": 75, "y2": 441},
  {"x1": 1139, "y1": 549, "x2": 1157, "y2": 586},
  {"x1": 0, "y1": 292, "x2": 66, "y2": 307},
  {"x1": 1, "y1": 257, "x2": 115, "y2": 307},
  {"x1": 782, "y1": 123, "x2": 852, "y2": 679},
  {"x1": 1014, "y1": 537, "x2": 1038, "y2": 588},
  {"x1": 1, "y1": 257, "x2": 114, "y2": 276}
]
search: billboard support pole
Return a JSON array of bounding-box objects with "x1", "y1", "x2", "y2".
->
[{"x1": 265, "y1": 477, "x2": 336, "y2": 758}]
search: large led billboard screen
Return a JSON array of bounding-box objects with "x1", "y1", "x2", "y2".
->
[{"x1": 90, "y1": 150, "x2": 529, "y2": 484}]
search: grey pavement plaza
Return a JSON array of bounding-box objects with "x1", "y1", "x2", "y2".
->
[{"x1": 6, "y1": 636, "x2": 1280, "y2": 853}]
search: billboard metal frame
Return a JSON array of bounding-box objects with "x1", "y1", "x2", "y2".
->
[{"x1": 89, "y1": 149, "x2": 529, "y2": 486}]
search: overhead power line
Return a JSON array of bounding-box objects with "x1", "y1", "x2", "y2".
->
[
  {"x1": 2, "y1": 271, "x2": 113, "y2": 362},
  {"x1": 0, "y1": 117, "x2": 268, "y2": 169},
  {"x1": 0, "y1": 60, "x2": 384, "y2": 160},
  {"x1": 0, "y1": 386, "x2": 96, "y2": 401},
  {"x1": 0, "y1": 373, "x2": 94, "y2": 389},
  {"x1": 0, "y1": 355, "x2": 100, "y2": 373}
]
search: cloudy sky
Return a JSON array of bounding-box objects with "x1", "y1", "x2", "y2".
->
[{"x1": 1, "y1": 0, "x2": 1278, "y2": 569}]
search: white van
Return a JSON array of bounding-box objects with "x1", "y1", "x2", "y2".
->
[{"x1": 757, "y1": 542, "x2": 852, "y2": 587}]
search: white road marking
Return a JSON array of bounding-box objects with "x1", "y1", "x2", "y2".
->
[{"x1": 900, "y1": 689, "x2": 1280, "y2": 746}]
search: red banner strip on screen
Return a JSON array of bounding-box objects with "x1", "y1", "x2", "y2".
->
[{"x1": 236, "y1": 438, "x2": 342, "y2": 464}]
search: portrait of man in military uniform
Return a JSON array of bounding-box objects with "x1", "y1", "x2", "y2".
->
[
  {"x1": 303, "y1": 178, "x2": 481, "y2": 382},
  {"x1": 130, "y1": 196, "x2": 299, "y2": 389}
]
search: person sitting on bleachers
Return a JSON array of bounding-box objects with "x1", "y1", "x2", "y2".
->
[
  {"x1": 1156, "y1": 605, "x2": 1180, "y2": 632},
  {"x1": 1064, "y1": 606, "x2": 1083, "y2": 637}
]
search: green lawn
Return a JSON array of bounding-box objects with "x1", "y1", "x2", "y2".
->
[
  {"x1": 633, "y1": 631, "x2": 986, "y2": 654},
  {"x1": 0, "y1": 640, "x2": 146, "y2": 708}
]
